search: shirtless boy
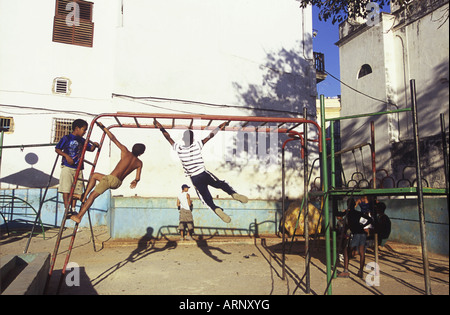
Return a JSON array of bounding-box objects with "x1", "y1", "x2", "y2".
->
[{"x1": 69, "y1": 121, "x2": 145, "y2": 224}]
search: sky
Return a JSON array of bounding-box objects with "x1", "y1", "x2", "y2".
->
[{"x1": 311, "y1": 6, "x2": 342, "y2": 97}]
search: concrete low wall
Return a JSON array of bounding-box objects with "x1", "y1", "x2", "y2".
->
[
  {"x1": 109, "y1": 196, "x2": 283, "y2": 240},
  {"x1": 335, "y1": 197, "x2": 448, "y2": 255},
  {"x1": 1, "y1": 252, "x2": 50, "y2": 295},
  {"x1": 1, "y1": 189, "x2": 448, "y2": 255},
  {"x1": 383, "y1": 198, "x2": 449, "y2": 255}
]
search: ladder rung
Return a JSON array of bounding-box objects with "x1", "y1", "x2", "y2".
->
[{"x1": 84, "y1": 160, "x2": 95, "y2": 166}]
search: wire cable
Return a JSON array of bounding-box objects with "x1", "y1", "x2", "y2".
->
[
  {"x1": 324, "y1": 70, "x2": 397, "y2": 106},
  {"x1": 112, "y1": 93, "x2": 306, "y2": 117}
]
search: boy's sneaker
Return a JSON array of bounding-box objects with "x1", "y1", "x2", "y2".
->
[
  {"x1": 232, "y1": 193, "x2": 248, "y2": 204},
  {"x1": 214, "y1": 208, "x2": 231, "y2": 223}
]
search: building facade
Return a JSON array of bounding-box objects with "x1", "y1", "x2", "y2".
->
[
  {"x1": 0, "y1": 0, "x2": 318, "y2": 200},
  {"x1": 336, "y1": 0, "x2": 449, "y2": 188}
]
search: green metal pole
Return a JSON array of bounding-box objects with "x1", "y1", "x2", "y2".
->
[
  {"x1": 320, "y1": 95, "x2": 332, "y2": 295},
  {"x1": 330, "y1": 121, "x2": 336, "y2": 187},
  {"x1": 410, "y1": 79, "x2": 431, "y2": 295},
  {"x1": 330, "y1": 120, "x2": 337, "y2": 278},
  {"x1": 303, "y1": 107, "x2": 310, "y2": 293},
  {"x1": 0, "y1": 129, "x2": 4, "y2": 180},
  {"x1": 326, "y1": 107, "x2": 411, "y2": 121}
]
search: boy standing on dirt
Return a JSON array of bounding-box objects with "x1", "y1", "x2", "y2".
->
[
  {"x1": 337, "y1": 198, "x2": 373, "y2": 279},
  {"x1": 177, "y1": 184, "x2": 194, "y2": 240}
]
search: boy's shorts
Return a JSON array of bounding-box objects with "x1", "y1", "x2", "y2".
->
[
  {"x1": 350, "y1": 233, "x2": 367, "y2": 248},
  {"x1": 59, "y1": 165, "x2": 84, "y2": 195},
  {"x1": 94, "y1": 175, "x2": 122, "y2": 195},
  {"x1": 178, "y1": 208, "x2": 194, "y2": 231}
]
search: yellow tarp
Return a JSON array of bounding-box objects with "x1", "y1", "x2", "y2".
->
[{"x1": 283, "y1": 201, "x2": 322, "y2": 236}]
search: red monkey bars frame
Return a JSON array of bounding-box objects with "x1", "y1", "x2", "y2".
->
[{"x1": 47, "y1": 112, "x2": 322, "y2": 294}]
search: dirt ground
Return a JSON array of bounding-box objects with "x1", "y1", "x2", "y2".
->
[{"x1": 1, "y1": 225, "x2": 448, "y2": 296}]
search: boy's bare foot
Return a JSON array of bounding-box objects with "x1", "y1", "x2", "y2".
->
[
  {"x1": 357, "y1": 270, "x2": 364, "y2": 279},
  {"x1": 338, "y1": 270, "x2": 350, "y2": 278},
  {"x1": 214, "y1": 208, "x2": 231, "y2": 223},
  {"x1": 69, "y1": 213, "x2": 81, "y2": 224}
]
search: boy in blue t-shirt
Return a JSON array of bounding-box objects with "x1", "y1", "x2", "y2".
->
[{"x1": 55, "y1": 119, "x2": 98, "y2": 211}]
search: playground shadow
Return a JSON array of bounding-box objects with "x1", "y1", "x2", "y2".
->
[
  {"x1": 88, "y1": 225, "x2": 243, "y2": 289},
  {"x1": 47, "y1": 268, "x2": 98, "y2": 295},
  {"x1": 89, "y1": 227, "x2": 177, "y2": 289},
  {"x1": 87, "y1": 223, "x2": 275, "y2": 290}
]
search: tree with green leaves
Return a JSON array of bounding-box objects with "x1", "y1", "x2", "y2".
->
[{"x1": 299, "y1": 0, "x2": 407, "y2": 24}]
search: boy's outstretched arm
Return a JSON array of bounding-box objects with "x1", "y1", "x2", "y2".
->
[
  {"x1": 202, "y1": 121, "x2": 229, "y2": 145},
  {"x1": 96, "y1": 121, "x2": 128, "y2": 153},
  {"x1": 154, "y1": 119, "x2": 175, "y2": 146},
  {"x1": 130, "y1": 161, "x2": 143, "y2": 189}
]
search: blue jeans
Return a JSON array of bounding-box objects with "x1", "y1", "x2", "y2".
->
[{"x1": 190, "y1": 171, "x2": 236, "y2": 211}]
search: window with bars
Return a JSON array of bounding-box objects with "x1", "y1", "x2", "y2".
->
[
  {"x1": 52, "y1": 0, "x2": 94, "y2": 47},
  {"x1": 52, "y1": 118, "x2": 74, "y2": 143},
  {"x1": 0, "y1": 117, "x2": 14, "y2": 133}
]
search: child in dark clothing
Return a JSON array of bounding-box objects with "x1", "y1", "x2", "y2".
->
[
  {"x1": 337, "y1": 197, "x2": 373, "y2": 279},
  {"x1": 374, "y1": 202, "x2": 391, "y2": 246}
]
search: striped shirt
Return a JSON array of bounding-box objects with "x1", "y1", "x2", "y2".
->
[{"x1": 173, "y1": 140, "x2": 206, "y2": 177}]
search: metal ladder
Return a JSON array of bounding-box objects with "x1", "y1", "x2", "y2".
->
[{"x1": 45, "y1": 126, "x2": 107, "y2": 294}]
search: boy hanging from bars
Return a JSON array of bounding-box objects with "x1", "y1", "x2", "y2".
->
[
  {"x1": 154, "y1": 119, "x2": 247, "y2": 223},
  {"x1": 69, "y1": 122, "x2": 146, "y2": 224}
]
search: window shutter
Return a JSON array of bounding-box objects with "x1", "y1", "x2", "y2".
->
[{"x1": 52, "y1": 0, "x2": 94, "y2": 47}]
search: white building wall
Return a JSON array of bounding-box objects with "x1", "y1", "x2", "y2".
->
[
  {"x1": 336, "y1": 0, "x2": 449, "y2": 186},
  {"x1": 1, "y1": 0, "x2": 318, "y2": 200},
  {"x1": 392, "y1": 4, "x2": 450, "y2": 139},
  {"x1": 338, "y1": 17, "x2": 393, "y2": 178}
]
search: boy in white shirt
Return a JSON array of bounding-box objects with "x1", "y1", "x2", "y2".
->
[{"x1": 177, "y1": 184, "x2": 194, "y2": 240}]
